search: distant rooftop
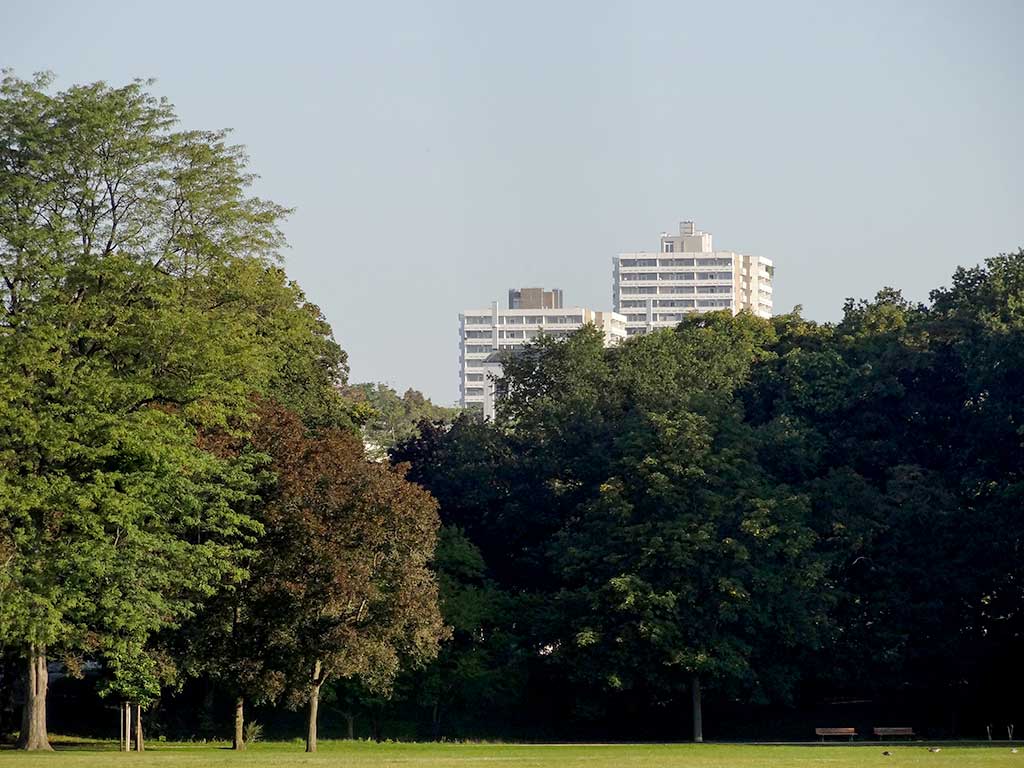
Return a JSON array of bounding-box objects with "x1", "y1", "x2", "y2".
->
[{"x1": 508, "y1": 287, "x2": 563, "y2": 309}]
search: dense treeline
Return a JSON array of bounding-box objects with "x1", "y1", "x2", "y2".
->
[{"x1": 386, "y1": 255, "x2": 1024, "y2": 741}]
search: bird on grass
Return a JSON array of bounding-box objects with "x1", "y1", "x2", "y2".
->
[
  {"x1": 928, "y1": 747, "x2": 942, "y2": 752},
  {"x1": 882, "y1": 751, "x2": 893, "y2": 756}
]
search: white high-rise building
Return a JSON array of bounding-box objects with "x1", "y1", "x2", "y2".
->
[
  {"x1": 459, "y1": 288, "x2": 626, "y2": 419},
  {"x1": 613, "y1": 221, "x2": 774, "y2": 336}
]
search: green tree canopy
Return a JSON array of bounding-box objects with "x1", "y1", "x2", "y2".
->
[{"x1": 0, "y1": 72, "x2": 351, "y2": 749}]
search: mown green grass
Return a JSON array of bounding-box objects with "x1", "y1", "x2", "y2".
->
[{"x1": 1, "y1": 741, "x2": 1022, "y2": 767}]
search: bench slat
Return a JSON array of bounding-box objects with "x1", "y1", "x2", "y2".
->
[{"x1": 816, "y1": 727, "x2": 857, "y2": 742}]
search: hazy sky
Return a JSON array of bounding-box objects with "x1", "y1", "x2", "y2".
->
[{"x1": 4, "y1": 1, "x2": 1021, "y2": 404}]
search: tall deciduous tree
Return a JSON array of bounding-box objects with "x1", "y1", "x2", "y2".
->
[
  {"x1": 0, "y1": 73, "x2": 309, "y2": 749},
  {"x1": 247, "y1": 403, "x2": 447, "y2": 752}
]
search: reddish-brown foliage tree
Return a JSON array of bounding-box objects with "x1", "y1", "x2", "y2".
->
[{"x1": 250, "y1": 403, "x2": 447, "y2": 752}]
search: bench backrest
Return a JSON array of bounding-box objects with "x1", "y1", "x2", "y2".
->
[{"x1": 816, "y1": 728, "x2": 856, "y2": 735}]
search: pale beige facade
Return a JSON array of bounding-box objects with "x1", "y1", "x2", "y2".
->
[
  {"x1": 613, "y1": 221, "x2": 774, "y2": 336},
  {"x1": 459, "y1": 291, "x2": 626, "y2": 418}
]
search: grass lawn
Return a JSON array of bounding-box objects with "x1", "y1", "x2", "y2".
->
[{"x1": 1, "y1": 741, "x2": 1022, "y2": 767}]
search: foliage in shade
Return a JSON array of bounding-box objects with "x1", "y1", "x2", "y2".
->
[{"x1": 392, "y1": 250, "x2": 1024, "y2": 739}]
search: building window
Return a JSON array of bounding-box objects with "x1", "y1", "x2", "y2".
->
[{"x1": 663, "y1": 241, "x2": 675, "y2": 253}]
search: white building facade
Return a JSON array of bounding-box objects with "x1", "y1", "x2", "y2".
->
[
  {"x1": 459, "y1": 293, "x2": 626, "y2": 419},
  {"x1": 613, "y1": 221, "x2": 773, "y2": 336}
]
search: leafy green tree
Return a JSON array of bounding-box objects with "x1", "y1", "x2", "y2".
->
[
  {"x1": 0, "y1": 73, "x2": 310, "y2": 749},
  {"x1": 511, "y1": 319, "x2": 826, "y2": 740}
]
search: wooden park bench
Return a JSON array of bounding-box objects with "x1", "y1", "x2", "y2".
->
[
  {"x1": 816, "y1": 727, "x2": 857, "y2": 741},
  {"x1": 874, "y1": 727, "x2": 915, "y2": 739}
]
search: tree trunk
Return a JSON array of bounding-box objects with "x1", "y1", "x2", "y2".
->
[
  {"x1": 691, "y1": 674, "x2": 703, "y2": 743},
  {"x1": 233, "y1": 695, "x2": 245, "y2": 750},
  {"x1": 134, "y1": 702, "x2": 144, "y2": 752},
  {"x1": 432, "y1": 700, "x2": 441, "y2": 740},
  {"x1": 120, "y1": 701, "x2": 130, "y2": 751},
  {"x1": 343, "y1": 711, "x2": 354, "y2": 740},
  {"x1": 306, "y1": 659, "x2": 323, "y2": 753},
  {"x1": 16, "y1": 645, "x2": 52, "y2": 751}
]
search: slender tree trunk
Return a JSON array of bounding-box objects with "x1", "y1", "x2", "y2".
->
[
  {"x1": 343, "y1": 711, "x2": 354, "y2": 740},
  {"x1": 120, "y1": 702, "x2": 127, "y2": 751},
  {"x1": 126, "y1": 702, "x2": 133, "y2": 751},
  {"x1": 233, "y1": 695, "x2": 246, "y2": 750},
  {"x1": 432, "y1": 700, "x2": 441, "y2": 740},
  {"x1": 16, "y1": 645, "x2": 52, "y2": 751},
  {"x1": 691, "y1": 674, "x2": 703, "y2": 743},
  {"x1": 134, "y1": 702, "x2": 144, "y2": 752},
  {"x1": 306, "y1": 659, "x2": 323, "y2": 753}
]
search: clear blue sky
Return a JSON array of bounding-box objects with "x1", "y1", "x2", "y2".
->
[{"x1": 4, "y1": 1, "x2": 1021, "y2": 404}]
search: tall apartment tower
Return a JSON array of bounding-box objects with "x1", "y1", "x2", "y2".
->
[
  {"x1": 459, "y1": 288, "x2": 625, "y2": 419},
  {"x1": 613, "y1": 221, "x2": 773, "y2": 336}
]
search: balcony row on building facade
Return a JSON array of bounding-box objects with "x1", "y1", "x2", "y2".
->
[{"x1": 459, "y1": 303, "x2": 626, "y2": 418}]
